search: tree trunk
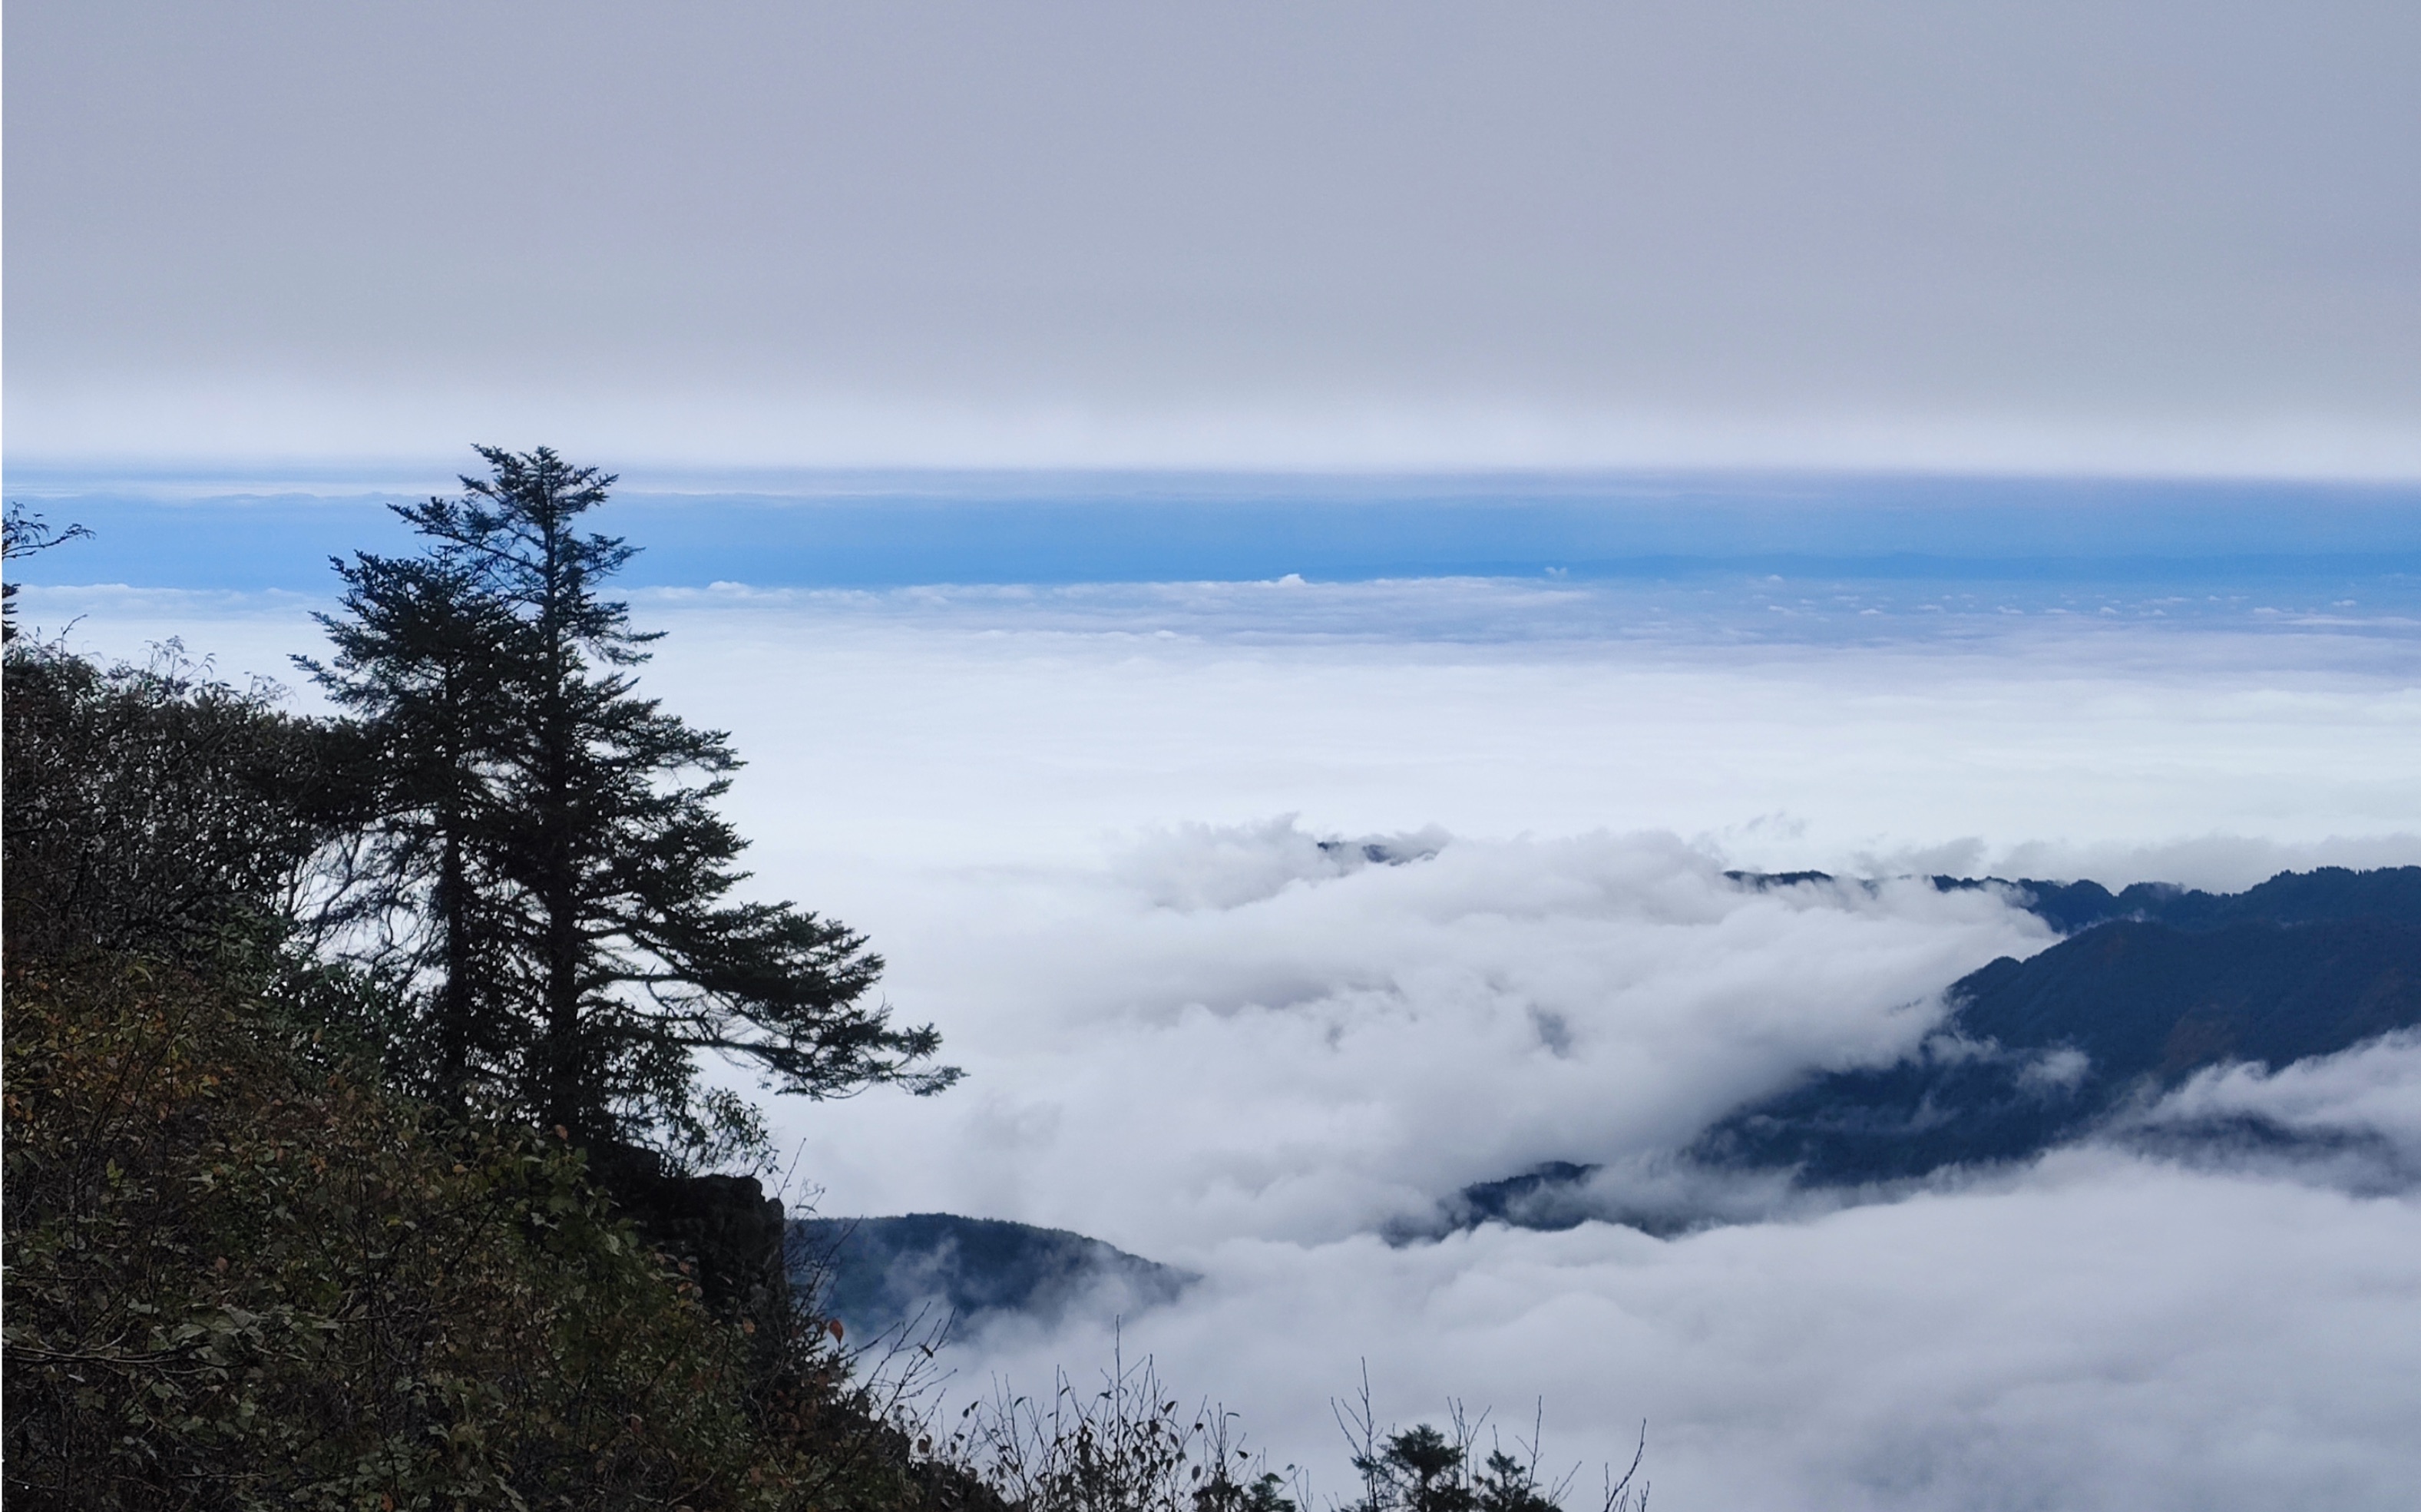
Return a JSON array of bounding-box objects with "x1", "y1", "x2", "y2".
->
[
  {"x1": 436, "y1": 822, "x2": 469, "y2": 1104},
  {"x1": 535, "y1": 491, "x2": 587, "y2": 1137}
]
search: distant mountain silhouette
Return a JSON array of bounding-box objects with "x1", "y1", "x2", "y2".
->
[
  {"x1": 1411, "y1": 1160, "x2": 1607, "y2": 1237},
  {"x1": 1695, "y1": 912, "x2": 2421, "y2": 1183},
  {"x1": 1727, "y1": 862, "x2": 2421, "y2": 936},
  {"x1": 1435, "y1": 866, "x2": 2421, "y2": 1231},
  {"x1": 789, "y1": 1213, "x2": 1191, "y2": 1341}
]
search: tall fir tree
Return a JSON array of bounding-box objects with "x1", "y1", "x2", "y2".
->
[
  {"x1": 309, "y1": 446, "x2": 957, "y2": 1153},
  {"x1": 301, "y1": 551, "x2": 524, "y2": 1105}
]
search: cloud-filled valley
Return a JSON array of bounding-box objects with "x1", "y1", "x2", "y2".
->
[
  {"x1": 971, "y1": 1143, "x2": 2421, "y2": 1512},
  {"x1": 786, "y1": 821, "x2": 2062, "y2": 1249},
  {"x1": 795, "y1": 822, "x2": 2421, "y2": 1512}
]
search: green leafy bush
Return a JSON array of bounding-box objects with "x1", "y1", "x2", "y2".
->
[{"x1": 1, "y1": 640, "x2": 356, "y2": 974}]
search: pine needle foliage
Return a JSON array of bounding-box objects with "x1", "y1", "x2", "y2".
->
[{"x1": 303, "y1": 446, "x2": 958, "y2": 1153}]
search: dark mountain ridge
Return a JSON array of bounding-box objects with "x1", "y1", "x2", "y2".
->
[
  {"x1": 1695, "y1": 912, "x2": 2421, "y2": 1184},
  {"x1": 1728, "y1": 862, "x2": 2421, "y2": 936},
  {"x1": 1442, "y1": 865, "x2": 2421, "y2": 1232}
]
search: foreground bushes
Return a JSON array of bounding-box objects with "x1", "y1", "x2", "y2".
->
[
  {"x1": 0, "y1": 641, "x2": 355, "y2": 973},
  {"x1": 932, "y1": 1355, "x2": 1645, "y2": 1512},
  {"x1": 0, "y1": 953, "x2": 964, "y2": 1511}
]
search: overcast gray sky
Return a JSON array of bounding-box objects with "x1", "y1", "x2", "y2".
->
[{"x1": 8, "y1": 0, "x2": 2419, "y2": 473}]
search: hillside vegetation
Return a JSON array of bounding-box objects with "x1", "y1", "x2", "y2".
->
[
  {"x1": 4, "y1": 955, "x2": 959, "y2": 1510},
  {"x1": 0, "y1": 574, "x2": 984, "y2": 1504}
]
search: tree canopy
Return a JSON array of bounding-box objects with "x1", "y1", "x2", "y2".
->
[{"x1": 305, "y1": 446, "x2": 958, "y2": 1156}]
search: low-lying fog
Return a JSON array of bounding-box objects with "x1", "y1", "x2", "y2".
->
[{"x1": 21, "y1": 576, "x2": 2421, "y2": 1510}]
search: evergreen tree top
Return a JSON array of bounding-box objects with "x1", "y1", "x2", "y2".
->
[
  {"x1": 396, "y1": 445, "x2": 657, "y2": 664},
  {"x1": 300, "y1": 446, "x2": 960, "y2": 1159}
]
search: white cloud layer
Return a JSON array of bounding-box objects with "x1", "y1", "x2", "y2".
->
[
  {"x1": 781, "y1": 822, "x2": 2055, "y2": 1249},
  {"x1": 824, "y1": 813, "x2": 2421, "y2": 1510},
  {"x1": 25, "y1": 579, "x2": 2418, "y2": 888},
  {"x1": 2145, "y1": 1031, "x2": 2421, "y2": 1151},
  {"x1": 2119, "y1": 1031, "x2": 2421, "y2": 1193},
  {"x1": 954, "y1": 1150, "x2": 2421, "y2": 1512}
]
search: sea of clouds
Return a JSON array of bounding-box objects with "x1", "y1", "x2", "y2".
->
[
  {"x1": 18, "y1": 574, "x2": 2421, "y2": 1509},
  {"x1": 772, "y1": 816, "x2": 2421, "y2": 1512}
]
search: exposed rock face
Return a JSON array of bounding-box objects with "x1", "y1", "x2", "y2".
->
[{"x1": 590, "y1": 1144, "x2": 792, "y2": 1342}]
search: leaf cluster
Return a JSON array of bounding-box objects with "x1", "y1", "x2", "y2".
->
[
  {"x1": 1, "y1": 640, "x2": 363, "y2": 975},
  {"x1": 2, "y1": 501, "x2": 94, "y2": 641}
]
